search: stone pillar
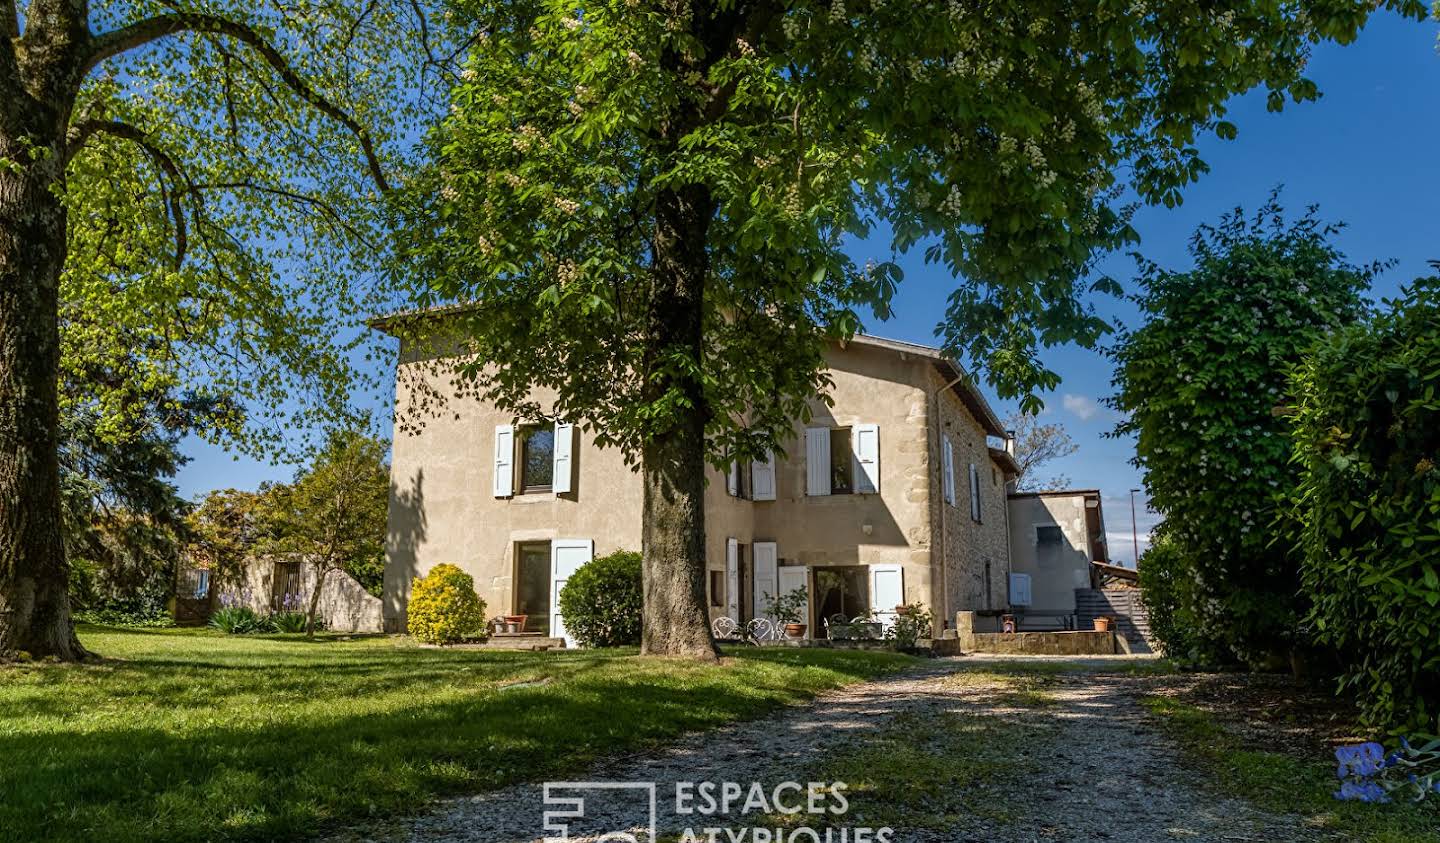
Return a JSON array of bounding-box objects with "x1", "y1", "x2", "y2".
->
[{"x1": 955, "y1": 610, "x2": 977, "y2": 652}]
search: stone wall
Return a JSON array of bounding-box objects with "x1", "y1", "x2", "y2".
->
[
  {"x1": 930, "y1": 367, "x2": 1012, "y2": 631},
  {"x1": 222, "y1": 558, "x2": 383, "y2": 633}
]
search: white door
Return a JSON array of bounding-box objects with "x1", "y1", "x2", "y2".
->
[
  {"x1": 752, "y1": 542, "x2": 778, "y2": 620},
  {"x1": 777, "y1": 565, "x2": 809, "y2": 628},
  {"x1": 869, "y1": 564, "x2": 904, "y2": 631},
  {"x1": 725, "y1": 538, "x2": 740, "y2": 622},
  {"x1": 550, "y1": 539, "x2": 593, "y2": 645}
]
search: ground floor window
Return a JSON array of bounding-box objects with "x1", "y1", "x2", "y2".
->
[
  {"x1": 812, "y1": 565, "x2": 868, "y2": 634},
  {"x1": 514, "y1": 541, "x2": 551, "y2": 633}
]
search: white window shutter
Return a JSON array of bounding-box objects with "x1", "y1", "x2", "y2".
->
[
  {"x1": 777, "y1": 565, "x2": 808, "y2": 624},
  {"x1": 493, "y1": 424, "x2": 514, "y2": 498},
  {"x1": 550, "y1": 538, "x2": 593, "y2": 644},
  {"x1": 869, "y1": 564, "x2": 904, "y2": 631},
  {"x1": 751, "y1": 451, "x2": 776, "y2": 501},
  {"x1": 1009, "y1": 572, "x2": 1032, "y2": 607},
  {"x1": 853, "y1": 423, "x2": 880, "y2": 493},
  {"x1": 726, "y1": 459, "x2": 739, "y2": 497},
  {"x1": 725, "y1": 538, "x2": 740, "y2": 622},
  {"x1": 552, "y1": 422, "x2": 574, "y2": 494},
  {"x1": 942, "y1": 435, "x2": 955, "y2": 506},
  {"x1": 805, "y1": 428, "x2": 831, "y2": 496},
  {"x1": 969, "y1": 463, "x2": 982, "y2": 521},
  {"x1": 752, "y1": 542, "x2": 778, "y2": 620}
]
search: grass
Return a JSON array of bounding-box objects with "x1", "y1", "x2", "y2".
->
[
  {"x1": 0, "y1": 625, "x2": 915, "y2": 843},
  {"x1": 1142, "y1": 695, "x2": 1440, "y2": 843}
]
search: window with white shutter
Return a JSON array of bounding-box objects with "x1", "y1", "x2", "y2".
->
[
  {"x1": 493, "y1": 424, "x2": 514, "y2": 497},
  {"x1": 852, "y1": 423, "x2": 880, "y2": 493},
  {"x1": 727, "y1": 459, "x2": 740, "y2": 497},
  {"x1": 805, "y1": 428, "x2": 831, "y2": 496},
  {"x1": 942, "y1": 435, "x2": 955, "y2": 506}
]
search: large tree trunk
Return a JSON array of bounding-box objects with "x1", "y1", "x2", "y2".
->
[
  {"x1": 0, "y1": 123, "x2": 87, "y2": 661},
  {"x1": 638, "y1": 183, "x2": 719, "y2": 660}
]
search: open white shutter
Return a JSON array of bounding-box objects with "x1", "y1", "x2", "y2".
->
[
  {"x1": 751, "y1": 451, "x2": 776, "y2": 501},
  {"x1": 725, "y1": 538, "x2": 740, "y2": 622},
  {"x1": 869, "y1": 564, "x2": 904, "y2": 631},
  {"x1": 550, "y1": 538, "x2": 593, "y2": 645},
  {"x1": 752, "y1": 542, "x2": 778, "y2": 620},
  {"x1": 552, "y1": 422, "x2": 574, "y2": 494},
  {"x1": 726, "y1": 459, "x2": 740, "y2": 497},
  {"x1": 493, "y1": 424, "x2": 514, "y2": 498},
  {"x1": 1009, "y1": 572, "x2": 1032, "y2": 607},
  {"x1": 805, "y1": 428, "x2": 831, "y2": 496},
  {"x1": 853, "y1": 423, "x2": 880, "y2": 493},
  {"x1": 942, "y1": 435, "x2": 955, "y2": 506},
  {"x1": 777, "y1": 565, "x2": 809, "y2": 629},
  {"x1": 969, "y1": 463, "x2": 982, "y2": 521}
]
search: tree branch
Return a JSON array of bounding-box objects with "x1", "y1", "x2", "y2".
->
[
  {"x1": 3, "y1": 0, "x2": 17, "y2": 40},
  {"x1": 65, "y1": 119, "x2": 190, "y2": 268},
  {"x1": 82, "y1": 12, "x2": 391, "y2": 194}
]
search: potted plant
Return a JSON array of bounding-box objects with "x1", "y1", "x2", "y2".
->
[
  {"x1": 765, "y1": 588, "x2": 809, "y2": 639},
  {"x1": 1093, "y1": 616, "x2": 1113, "y2": 632},
  {"x1": 887, "y1": 603, "x2": 934, "y2": 652}
]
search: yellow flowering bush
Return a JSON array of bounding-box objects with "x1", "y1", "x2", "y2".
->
[{"x1": 407, "y1": 564, "x2": 486, "y2": 645}]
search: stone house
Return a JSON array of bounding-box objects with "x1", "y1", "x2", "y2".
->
[
  {"x1": 1005, "y1": 489, "x2": 1110, "y2": 630},
  {"x1": 374, "y1": 322, "x2": 1020, "y2": 642}
]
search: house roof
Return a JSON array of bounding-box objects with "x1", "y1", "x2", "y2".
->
[
  {"x1": 843, "y1": 334, "x2": 1006, "y2": 438},
  {"x1": 987, "y1": 447, "x2": 1020, "y2": 476},
  {"x1": 1091, "y1": 560, "x2": 1139, "y2": 583},
  {"x1": 1007, "y1": 488, "x2": 1104, "y2": 499},
  {"x1": 368, "y1": 306, "x2": 1006, "y2": 437}
]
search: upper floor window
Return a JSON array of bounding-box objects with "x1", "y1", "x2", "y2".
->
[
  {"x1": 493, "y1": 422, "x2": 574, "y2": 497},
  {"x1": 829, "y1": 427, "x2": 854, "y2": 495},
  {"x1": 805, "y1": 424, "x2": 879, "y2": 496},
  {"x1": 1036, "y1": 525, "x2": 1064, "y2": 547},
  {"x1": 520, "y1": 426, "x2": 555, "y2": 492}
]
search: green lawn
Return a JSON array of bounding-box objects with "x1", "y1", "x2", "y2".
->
[{"x1": 0, "y1": 626, "x2": 914, "y2": 843}]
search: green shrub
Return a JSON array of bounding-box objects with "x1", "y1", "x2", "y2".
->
[
  {"x1": 558, "y1": 550, "x2": 642, "y2": 648},
  {"x1": 74, "y1": 606, "x2": 175, "y2": 628},
  {"x1": 407, "y1": 564, "x2": 486, "y2": 645},
  {"x1": 1109, "y1": 198, "x2": 1372, "y2": 667},
  {"x1": 268, "y1": 611, "x2": 312, "y2": 634},
  {"x1": 209, "y1": 606, "x2": 270, "y2": 635},
  {"x1": 1290, "y1": 274, "x2": 1440, "y2": 734},
  {"x1": 1137, "y1": 530, "x2": 1227, "y2": 665}
]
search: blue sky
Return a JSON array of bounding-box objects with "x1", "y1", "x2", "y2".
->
[{"x1": 175, "y1": 11, "x2": 1440, "y2": 564}]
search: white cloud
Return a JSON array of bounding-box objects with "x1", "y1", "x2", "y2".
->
[{"x1": 1062, "y1": 393, "x2": 1103, "y2": 422}]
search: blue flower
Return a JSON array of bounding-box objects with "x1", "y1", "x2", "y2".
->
[
  {"x1": 1336, "y1": 743, "x2": 1387, "y2": 778},
  {"x1": 1334, "y1": 781, "x2": 1390, "y2": 804}
]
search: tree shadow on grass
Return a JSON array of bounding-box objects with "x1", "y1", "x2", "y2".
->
[{"x1": 0, "y1": 645, "x2": 904, "y2": 843}]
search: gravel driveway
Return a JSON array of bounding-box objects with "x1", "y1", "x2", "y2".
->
[{"x1": 330, "y1": 656, "x2": 1328, "y2": 843}]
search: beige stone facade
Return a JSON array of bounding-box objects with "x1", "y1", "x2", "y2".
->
[
  {"x1": 1005, "y1": 490, "x2": 1109, "y2": 630},
  {"x1": 380, "y1": 330, "x2": 1017, "y2": 640}
]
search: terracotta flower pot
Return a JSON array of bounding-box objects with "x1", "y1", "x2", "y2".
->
[
  {"x1": 784, "y1": 623, "x2": 808, "y2": 639},
  {"x1": 1093, "y1": 617, "x2": 1113, "y2": 632}
]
